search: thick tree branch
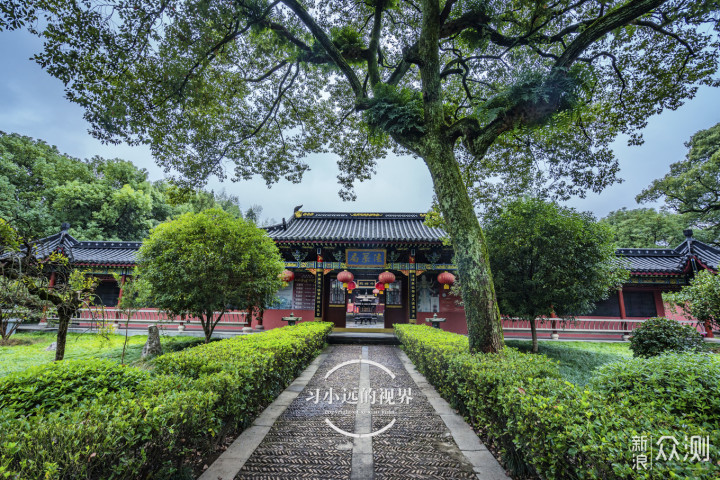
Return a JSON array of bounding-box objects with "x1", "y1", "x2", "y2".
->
[
  {"x1": 280, "y1": 0, "x2": 364, "y2": 97},
  {"x1": 556, "y1": 0, "x2": 668, "y2": 69},
  {"x1": 368, "y1": 4, "x2": 383, "y2": 87}
]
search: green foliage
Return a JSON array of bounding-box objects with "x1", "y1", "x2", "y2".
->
[
  {"x1": 505, "y1": 339, "x2": 631, "y2": 386},
  {"x1": 137, "y1": 208, "x2": 285, "y2": 342},
  {"x1": 0, "y1": 359, "x2": 149, "y2": 417},
  {"x1": 0, "y1": 332, "x2": 201, "y2": 377},
  {"x1": 0, "y1": 131, "x2": 249, "y2": 240},
  {"x1": 0, "y1": 322, "x2": 333, "y2": 479},
  {"x1": 629, "y1": 316, "x2": 707, "y2": 358},
  {"x1": 590, "y1": 353, "x2": 720, "y2": 427},
  {"x1": 364, "y1": 84, "x2": 424, "y2": 140},
  {"x1": 396, "y1": 324, "x2": 720, "y2": 479},
  {"x1": 600, "y1": 207, "x2": 703, "y2": 248},
  {"x1": 665, "y1": 270, "x2": 720, "y2": 331},
  {"x1": 638, "y1": 123, "x2": 720, "y2": 245},
  {"x1": 484, "y1": 197, "x2": 628, "y2": 351}
]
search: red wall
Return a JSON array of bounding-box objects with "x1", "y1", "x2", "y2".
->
[{"x1": 259, "y1": 309, "x2": 316, "y2": 329}]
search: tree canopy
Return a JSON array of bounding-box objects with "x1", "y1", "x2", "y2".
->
[
  {"x1": 485, "y1": 197, "x2": 628, "y2": 352},
  {"x1": 664, "y1": 269, "x2": 720, "y2": 335},
  {"x1": 9, "y1": 0, "x2": 719, "y2": 352},
  {"x1": 599, "y1": 207, "x2": 702, "y2": 248},
  {"x1": 638, "y1": 122, "x2": 720, "y2": 244},
  {"x1": 0, "y1": 131, "x2": 260, "y2": 240},
  {"x1": 136, "y1": 208, "x2": 285, "y2": 342}
]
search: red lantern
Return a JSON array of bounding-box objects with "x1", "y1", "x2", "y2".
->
[
  {"x1": 337, "y1": 270, "x2": 354, "y2": 288},
  {"x1": 372, "y1": 288, "x2": 379, "y2": 296},
  {"x1": 347, "y1": 281, "x2": 357, "y2": 292},
  {"x1": 280, "y1": 269, "x2": 294, "y2": 282},
  {"x1": 438, "y1": 272, "x2": 455, "y2": 289},
  {"x1": 375, "y1": 282, "x2": 385, "y2": 292},
  {"x1": 379, "y1": 271, "x2": 395, "y2": 289}
]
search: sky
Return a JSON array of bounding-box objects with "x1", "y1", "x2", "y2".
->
[{"x1": 1, "y1": 28, "x2": 719, "y2": 224}]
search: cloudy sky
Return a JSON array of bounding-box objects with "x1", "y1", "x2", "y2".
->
[{"x1": 2, "y1": 28, "x2": 719, "y2": 224}]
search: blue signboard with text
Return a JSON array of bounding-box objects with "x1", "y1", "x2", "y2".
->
[{"x1": 346, "y1": 249, "x2": 386, "y2": 268}]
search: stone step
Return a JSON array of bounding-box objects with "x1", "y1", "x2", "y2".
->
[{"x1": 327, "y1": 332, "x2": 401, "y2": 345}]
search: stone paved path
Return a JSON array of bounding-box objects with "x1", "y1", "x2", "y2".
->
[{"x1": 201, "y1": 345, "x2": 508, "y2": 480}]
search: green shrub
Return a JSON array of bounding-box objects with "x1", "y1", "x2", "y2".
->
[
  {"x1": 0, "y1": 322, "x2": 333, "y2": 479},
  {"x1": 0, "y1": 359, "x2": 149, "y2": 416},
  {"x1": 589, "y1": 353, "x2": 720, "y2": 428},
  {"x1": 395, "y1": 324, "x2": 720, "y2": 479},
  {"x1": 629, "y1": 316, "x2": 706, "y2": 357}
]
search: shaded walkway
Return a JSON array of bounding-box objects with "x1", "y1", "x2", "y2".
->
[{"x1": 201, "y1": 345, "x2": 508, "y2": 480}]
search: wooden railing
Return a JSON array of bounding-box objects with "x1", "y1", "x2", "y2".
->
[
  {"x1": 47, "y1": 307, "x2": 250, "y2": 331},
  {"x1": 501, "y1": 317, "x2": 706, "y2": 337}
]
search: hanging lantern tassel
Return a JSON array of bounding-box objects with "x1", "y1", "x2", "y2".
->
[
  {"x1": 343, "y1": 283, "x2": 348, "y2": 288},
  {"x1": 438, "y1": 272, "x2": 456, "y2": 290}
]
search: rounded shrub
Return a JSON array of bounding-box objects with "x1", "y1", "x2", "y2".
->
[{"x1": 629, "y1": 316, "x2": 706, "y2": 357}]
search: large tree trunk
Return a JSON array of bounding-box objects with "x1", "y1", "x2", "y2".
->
[
  {"x1": 55, "y1": 310, "x2": 71, "y2": 361},
  {"x1": 415, "y1": 0, "x2": 503, "y2": 353},
  {"x1": 423, "y1": 144, "x2": 505, "y2": 353}
]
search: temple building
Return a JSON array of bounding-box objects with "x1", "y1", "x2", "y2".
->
[{"x1": 25, "y1": 212, "x2": 719, "y2": 337}]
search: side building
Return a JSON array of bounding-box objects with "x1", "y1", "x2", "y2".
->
[{"x1": 27, "y1": 213, "x2": 718, "y2": 338}]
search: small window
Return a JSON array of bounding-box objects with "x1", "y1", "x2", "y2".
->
[
  {"x1": 386, "y1": 281, "x2": 402, "y2": 305},
  {"x1": 624, "y1": 291, "x2": 657, "y2": 317},
  {"x1": 587, "y1": 292, "x2": 621, "y2": 317},
  {"x1": 330, "y1": 279, "x2": 345, "y2": 304},
  {"x1": 95, "y1": 282, "x2": 120, "y2": 307}
]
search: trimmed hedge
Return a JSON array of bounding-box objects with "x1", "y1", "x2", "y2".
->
[
  {"x1": 0, "y1": 322, "x2": 332, "y2": 479},
  {"x1": 395, "y1": 324, "x2": 720, "y2": 479}
]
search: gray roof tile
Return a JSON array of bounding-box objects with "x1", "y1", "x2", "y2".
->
[{"x1": 265, "y1": 212, "x2": 446, "y2": 243}]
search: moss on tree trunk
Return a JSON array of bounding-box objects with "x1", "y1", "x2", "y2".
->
[{"x1": 423, "y1": 143, "x2": 504, "y2": 353}]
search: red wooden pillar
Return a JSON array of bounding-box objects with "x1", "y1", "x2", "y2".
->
[
  {"x1": 653, "y1": 289, "x2": 665, "y2": 317},
  {"x1": 40, "y1": 271, "x2": 57, "y2": 325},
  {"x1": 115, "y1": 275, "x2": 127, "y2": 321},
  {"x1": 618, "y1": 288, "x2": 628, "y2": 336},
  {"x1": 116, "y1": 275, "x2": 127, "y2": 305}
]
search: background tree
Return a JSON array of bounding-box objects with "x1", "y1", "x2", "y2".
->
[
  {"x1": 0, "y1": 220, "x2": 99, "y2": 360},
  {"x1": 0, "y1": 277, "x2": 48, "y2": 344},
  {"x1": 13, "y1": 0, "x2": 720, "y2": 352},
  {"x1": 485, "y1": 197, "x2": 628, "y2": 352},
  {"x1": 599, "y1": 207, "x2": 706, "y2": 248},
  {"x1": 638, "y1": 123, "x2": 720, "y2": 245},
  {"x1": 664, "y1": 269, "x2": 720, "y2": 338},
  {"x1": 136, "y1": 208, "x2": 284, "y2": 342},
  {"x1": 0, "y1": 132, "x2": 255, "y2": 240}
]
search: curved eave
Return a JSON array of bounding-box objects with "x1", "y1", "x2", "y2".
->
[
  {"x1": 630, "y1": 271, "x2": 683, "y2": 276},
  {"x1": 274, "y1": 239, "x2": 445, "y2": 245}
]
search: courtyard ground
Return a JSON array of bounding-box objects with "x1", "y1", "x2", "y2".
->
[
  {"x1": 201, "y1": 344, "x2": 509, "y2": 480},
  {"x1": 0, "y1": 331, "x2": 201, "y2": 376},
  {"x1": 505, "y1": 340, "x2": 632, "y2": 385}
]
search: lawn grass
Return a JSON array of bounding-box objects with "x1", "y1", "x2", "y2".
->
[
  {"x1": 505, "y1": 340, "x2": 632, "y2": 386},
  {"x1": 0, "y1": 331, "x2": 203, "y2": 377}
]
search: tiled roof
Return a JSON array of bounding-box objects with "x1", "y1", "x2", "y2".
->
[
  {"x1": 17, "y1": 219, "x2": 720, "y2": 276},
  {"x1": 28, "y1": 229, "x2": 140, "y2": 266},
  {"x1": 265, "y1": 212, "x2": 447, "y2": 244},
  {"x1": 616, "y1": 236, "x2": 720, "y2": 274}
]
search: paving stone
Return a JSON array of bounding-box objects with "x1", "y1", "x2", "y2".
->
[{"x1": 202, "y1": 345, "x2": 510, "y2": 480}]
